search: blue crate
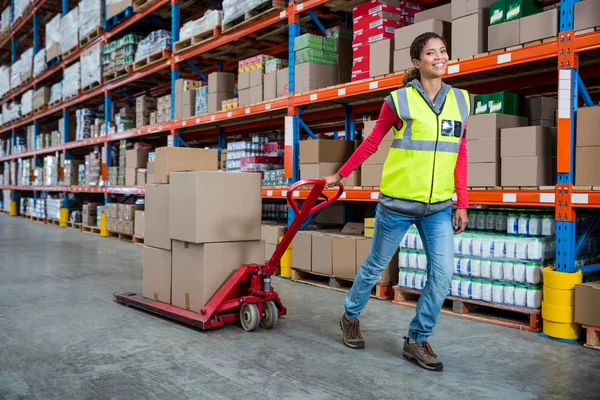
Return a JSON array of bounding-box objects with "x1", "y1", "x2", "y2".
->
[{"x1": 104, "y1": 7, "x2": 135, "y2": 32}]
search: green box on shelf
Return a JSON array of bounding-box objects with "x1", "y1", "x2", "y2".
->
[
  {"x1": 325, "y1": 26, "x2": 352, "y2": 41},
  {"x1": 323, "y1": 37, "x2": 339, "y2": 53},
  {"x1": 294, "y1": 34, "x2": 323, "y2": 51},
  {"x1": 506, "y1": 0, "x2": 543, "y2": 22},
  {"x1": 488, "y1": 92, "x2": 522, "y2": 115},
  {"x1": 490, "y1": 0, "x2": 506, "y2": 25},
  {"x1": 474, "y1": 94, "x2": 490, "y2": 115},
  {"x1": 295, "y1": 49, "x2": 337, "y2": 66}
]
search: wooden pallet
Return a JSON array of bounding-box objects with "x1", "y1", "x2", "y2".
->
[
  {"x1": 108, "y1": 231, "x2": 134, "y2": 242},
  {"x1": 133, "y1": 236, "x2": 144, "y2": 245},
  {"x1": 103, "y1": 65, "x2": 133, "y2": 84},
  {"x1": 573, "y1": 186, "x2": 600, "y2": 191},
  {"x1": 583, "y1": 325, "x2": 600, "y2": 351},
  {"x1": 20, "y1": 112, "x2": 32, "y2": 121},
  {"x1": 30, "y1": 216, "x2": 46, "y2": 223},
  {"x1": 62, "y1": 44, "x2": 81, "y2": 59},
  {"x1": 33, "y1": 104, "x2": 49, "y2": 114},
  {"x1": 67, "y1": 221, "x2": 82, "y2": 229},
  {"x1": 575, "y1": 26, "x2": 600, "y2": 36},
  {"x1": 62, "y1": 90, "x2": 82, "y2": 103},
  {"x1": 393, "y1": 287, "x2": 542, "y2": 333},
  {"x1": 133, "y1": 0, "x2": 155, "y2": 12},
  {"x1": 222, "y1": 3, "x2": 279, "y2": 34},
  {"x1": 47, "y1": 218, "x2": 61, "y2": 226},
  {"x1": 49, "y1": 99, "x2": 62, "y2": 109},
  {"x1": 133, "y1": 49, "x2": 171, "y2": 72},
  {"x1": 291, "y1": 268, "x2": 394, "y2": 300},
  {"x1": 80, "y1": 27, "x2": 103, "y2": 47},
  {"x1": 82, "y1": 81, "x2": 102, "y2": 93},
  {"x1": 174, "y1": 27, "x2": 221, "y2": 54},
  {"x1": 82, "y1": 224, "x2": 101, "y2": 234}
]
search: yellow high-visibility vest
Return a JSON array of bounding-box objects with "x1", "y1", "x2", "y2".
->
[{"x1": 381, "y1": 86, "x2": 470, "y2": 203}]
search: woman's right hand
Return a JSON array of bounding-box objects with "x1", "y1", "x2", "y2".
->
[{"x1": 324, "y1": 173, "x2": 342, "y2": 188}]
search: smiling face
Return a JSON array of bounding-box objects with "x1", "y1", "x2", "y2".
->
[{"x1": 411, "y1": 38, "x2": 449, "y2": 79}]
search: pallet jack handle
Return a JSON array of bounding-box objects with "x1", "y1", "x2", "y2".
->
[{"x1": 264, "y1": 180, "x2": 344, "y2": 274}]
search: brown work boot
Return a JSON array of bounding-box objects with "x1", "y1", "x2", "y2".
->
[
  {"x1": 340, "y1": 313, "x2": 365, "y2": 349},
  {"x1": 402, "y1": 337, "x2": 443, "y2": 371}
]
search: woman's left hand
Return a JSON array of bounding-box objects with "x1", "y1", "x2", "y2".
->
[{"x1": 454, "y1": 209, "x2": 468, "y2": 234}]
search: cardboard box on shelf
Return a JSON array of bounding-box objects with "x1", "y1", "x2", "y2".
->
[
  {"x1": 314, "y1": 202, "x2": 345, "y2": 225},
  {"x1": 576, "y1": 106, "x2": 600, "y2": 147},
  {"x1": 295, "y1": 62, "x2": 337, "y2": 93},
  {"x1": 489, "y1": 0, "x2": 505, "y2": 25},
  {"x1": 175, "y1": 90, "x2": 196, "y2": 107},
  {"x1": 126, "y1": 149, "x2": 149, "y2": 169},
  {"x1": 250, "y1": 69, "x2": 264, "y2": 87},
  {"x1": 250, "y1": 86, "x2": 263, "y2": 104},
  {"x1": 394, "y1": 19, "x2": 452, "y2": 52},
  {"x1": 238, "y1": 88, "x2": 250, "y2": 106},
  {"x1": 276, "y1": 68, "x2": 289, "y2": 97},
  {"x1": 208, "y1": 72, "x2": 235, "y2": 94},
  {"x1": 145, "y1": 184, "x2": 171, "y2": 250},
  {"x1": 501, "y1": 156, "x2": 551, "y2": 186},
  {"x1": 311, "y1": 233, "x2": 333, "y2": 275},
  {"x1": 520, "y1": 8, "x2": 558, "y2": 43},
  {"x1": 468, "y1": 162, "x2": 500, "y2": 186},
  {"x1": 46, "y1": 43, "x2": 61, "y2": 63},
  {"x1": 82, "y1": 203, "x2": 100, "y2": 226},
  {"x1": 107, "y1": 0, "x2": 133, "y2": 19},
  {"x1": 466, "y1": 113, "x2": 528, "y2": 139},
  {"x1": 292, "y1": 231, "x2": 313, "y2": 271},
  {"x1": 261, "y1": 223, "x2": 286, "y2": 245},
  {"x1": 154, "y1": 146, "x2": 218, "y2": 184},
  {"x1": 394, "y1": 48, "x2": 412, "y2": 72},
  {"x1": 300, "y1": 163, "x2": 360, "y2": 186},
  {"x1": 299, "y1": 139, "x2": 356, "y2": 164},
  {"x1": 575, "y1": 281, "x2": 600, "y2": 327},
  {"x1": 369, "y1": 39, "x2": 394, "y2": 78},
  {"x1": 415, "y1": 3, "x2": 452, "y2": 23},
  {"x1": 505, "y1": 0, "x2": 542, "y2": 22},
  {"x1": 125, "y1": 168, "x2": 136, "y2": 186},
  {"x1": 169, "y1": 171, "x2": 262, "y2": 244},
  {"x1": 137, "y1": 170, "x2": 146, "y2": 186},
  {"x1": 467, "y1": 139, "x2": 500, "y2": 162},
  {"x1": 238, "y1": 72, "x2": 250, "y2": 90},
  {"x1": 120, "y1": 204, "x2": 143, "y2": 221},
  {"x1": 451, "y1": 10, "x2": 489, "y2": 60},
  {"x1": 501, "y1": 126, "x2": 552, "y2": 158},
  {"x1": 574, "y1": 0, "x2": 600, "y2": 31},
  {"x1": 361, "y1": 164, "x2": 384, "y2": 187},
  {"x1": 364, "y1": 139, "x2": 393, "y2": 165},
  {"x1": 526, "y1": 96, "x2": 557, "y2": 123},
  {"x1": 356, "y1": 238, "x2": 398, "y2": 284},
  {"x1": 265, "y1": 243, "x2": 277, "y2": 262},
  {"x1": 264, "y1": 71, "x2": 277, "y2": 100},
  {"x1": 576, "y1": 146, "x2": 600, "y2": 186},
  {"x1": 171, "y1": 240, "x2": 264, "y2": 312},
  {"x1": 332, "y1": 235, "x2": 357, "y2": 280},
  {"x1": 488, "y1": 19, "x2": 520, "y2": 51},
  {"x1": 208, "y1": 92, "x2": 232, "y2": 113},
  {"x1": 452, "y1": 0, "x2": 494, "y2": 20},
  {"x1": 363, "y1": 120, "x2": 393, "y2": 140},
  {"x1": 489, "y1": 91, "x2": 522, "y2": 115},
  {"x1": 134, "y1": 210, "x2": 145, "y2": 238},
  {"x1": 142, "y1": 245, "x2": 172, "y2": 303}
]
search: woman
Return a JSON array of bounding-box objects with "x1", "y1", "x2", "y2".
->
[{"x1": 325, "y1": 32, "x2": 470, "y2": 372}]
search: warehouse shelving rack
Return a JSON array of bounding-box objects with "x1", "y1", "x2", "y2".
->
[{"x1": 0, "y1": 0, "x2": 599, "y2": 278}]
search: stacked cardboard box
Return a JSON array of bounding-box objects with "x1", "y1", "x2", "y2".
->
[
  {"x1": 136, "y1": 95, "x2": 157, "y2": 128},
  {"x1": 487, "y1": 0, "x2": 543, "y2": 51},
  {"x1": 207, "y1": 72, "x2": 234, "y2": 113},
  {"x1": 125, "y1": 149, "x2": 149, "y2": 186},
  {"x1": 175, "y1": 78, "x2": 202, "y2": 120},
  {"x1": 353, "y1": 0, "x2": 419, "y2": 80},
  {"x1": 46, "y1": 14, "x2": 62, "y2": 63},
  {"x1": 575, "y1": 106, "x2": 600, "y2": 186},
  {"x1": 156, "y1": 94, "x2": 172, "y2": 124},
  {"x1": 392, "y1": 17, "x2": 452, "y2": 73},
  {"x1": 299, "y1": 139, "x2": 358, "y2": 186},
  {"x1": 147, "y1": 159, "x2": 155, "y2": 184},
  {"x1": 238, "y1": 55, "x2": 273, "y2": 106},
  {"x1": 263, "y1": 58, "x2": 288, "y2": 101},
  {"x1": 467, "y1": 113, "x2": 528, "y2": 187},
  {"x1": 360, "y1": 120, "x2": 394, "y2": 187},
  {"x1": 107, "y1": 0, "x2": 133, "y2": 19},
  {"x1": 116, "y1": 107, "x2": 135, "y2": 132},
  {"x1": 32, "y1": 87, "x2": 50, "y2": 111},
  {"x1": 134, "y1": 210, "x2": 145, "y2": 238},
  {"x1": 501, "y1": 126, "x2": 553, "y2": 186},
  {"x1": 106, "y1": 203, "x2": 144, "y2": 235},
  {"x1": 262, "y1": 223, "x2": 286, "y2": 262},
  {"x1": 451, "y1": 0, "x2": 492, "y2": 59},
  {"x1": 574, "y1": 0, "x2": 600, "y2": 32},
  {"x1": 474, "y1": 91, "x2": 522, "y2": 115}
]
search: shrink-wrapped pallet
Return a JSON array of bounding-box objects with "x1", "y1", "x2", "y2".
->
[
  {"x1": 79, "y1": 0, "x2": 104, "y2": 39},
  {"x1": 63, "y1": 62, "x2": 81, "y2": 100},
  {"x1": 34, "y1": 49, "x2": 45, "y2": 77},
  {"x1": 60, "y1": 7, "x2": 79, "y2": 54},
  {"x1": 81, "y1": 43, "x2": 102, "y2": 89}
]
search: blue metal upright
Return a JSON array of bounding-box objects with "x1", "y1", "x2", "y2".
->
[
  {"x1": 62, "y1": 0, "x2": 69, "y2": 15},
  {"x1": 286, "y1": 11, "x2": 301, "y2": 226},
  {"x1": 171, "y1": 0, "x2": 180, "y2": 122}
]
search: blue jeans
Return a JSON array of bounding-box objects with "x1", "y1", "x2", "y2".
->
[{"x1": 345, "y1": 205, "x2": 454, "y2": 342}]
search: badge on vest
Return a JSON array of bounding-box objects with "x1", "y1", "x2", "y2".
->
[{"x1": 441, "y1": 120, "x2": 462, "y2": 138}]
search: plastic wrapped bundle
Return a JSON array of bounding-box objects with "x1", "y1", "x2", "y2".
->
[
  {"x1": 134, "y1": 30, "x2": 171, "y2": 63},
  {"x1": 60, "y1": 7, "x2": 79, "y2": 54},
  {"x1": 63, "y1": 63, "x2": 81, "y2": 100},
  {"x1": 46, "y1": 14, "x2": 62, "y2": 50},
  {"x1": 21, "y1": 90, "x2": 33, "y2": 116},
  {"x1": 0, "y1": 66, "x2": 10, "y2": 98},
  {"x1": 20, "y1": 48, "x2": 33, "y2": 82},
  {"x1": 33, "y1": 49, "x2": 45, "y2": 77},
  {"x1": 79, "y1": 0, "x2": 104, "y2": 39},
  {"x1": 180, "y1": 9, "x2": 223, "y2": 41},
  {"x1": 10, "y1": 59, "x2": 22, "y2": 89},
  {"x1": 1, "y1": 7, "x2": 10, "y2": 35},
  {"x1": 12, "y1": 0, "x2": 28, "y2": 24},
  {"x1": 50, "y1": 81, "x2": 63, "y2": 105},
  {"x1": 222, "y1": 0, "x2": 271, "y2": 25},
  {"x1": 81, "y1": 43, "x2": 102, "y2": 90}
]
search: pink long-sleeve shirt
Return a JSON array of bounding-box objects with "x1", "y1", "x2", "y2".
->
[{"x1": 338, "y1": 101, "x2": 469, "y2": 208}]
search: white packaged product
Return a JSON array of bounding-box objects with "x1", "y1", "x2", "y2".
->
[
  {"x1": 518, "y1": 213, "x2": 530, "y2": 236},
  {"x1": 401, "y1": 232, "x2": 409, "y2": 248},
  {"x1": 20, "y1": 48, "x2": 33, "y2": 82},
  {"x1": 454, "y1": 236, "x2": 461, "y2": 254},
  {"x1": 505, "y1": 239, "x2": 516, "y2": 260},
  {"x1": 180, "y1": 9, "x2": 223, "y2": 41},
  {"x1": 50, "y1": 81, "x2": 62, "y2": 104},
  {"x1": 453, "y1": 257, "x2": 460, "y2": 275},
  {"x1": 398, "y1": 269, "x2": 407, "y2": 287},
  {"x1": 1, "y1": 7, "x2": 10, "y2": 35},
  {"x1": 0, "y1": 66, "x2": 10, "y2": 98},
  {"x1": 492, "y1": 282, "x2": 504, "y2": 304},
  {"x1": 46, "y1": 14, "x2": 62, "y2": 50},
  {"x1": 34, "y1": 49, "x2": 46, "y2": 77},
  {"x1": 12, "y1": 0, "x2": 27, "y2": 23},
  {"x1": 20, "y1": 90, "x2": 33, "y2": 115},
  {"x1": 470, "y1": 258, "x2": 482, "y2": 278},
  {"x1": 406, "y1": 270, "x2": 416, "y2": 289},
  {"x1": 460, "y1": 236, "x2": 471, "y2": 256},
  {"x1": 408, "y1": 251, "x2": 417, "y2": 269},
  {"x1": 515, "y1": 284, "x2": 527, "y2": 307},
  {"x1": 416, "y1": 234, "x2": 424, "y2": 251},
  {"x1": 459, "y1": 257, "x2": 471, "y2": 276},
  {"x1": 472, "y1": 279, "x2": 483, "y2": 300},
  {"x1": 513, "y1": 262, "x2": 526, "y2": 283},
  {"x1": 416, "y1": 252, "x2": 427, "y2": 271},
  {"x1": 486, "y1": 212, "x2": 496, "y2": 231},
  {"x1": 60, "y1": 7, "x2": 79, "y2": 54},
  {"x1": 503, "y1": 262, "x2": 514, "y2": 282},
  {"x1": 515, "y1": 237, "x2": 528, "y2": 259},
  {"x1": 527, "y1": 237, "x2": 545, "y2": 261},
  {"x1": 493, "y1": 238, "x2": 505, "y2": 258},
  {"x1": 496, "y1": 212, "x2": 508, "y2": 232},
  {"x1": 10, "y1": 59, "x2": 22, "y2": 89},
  {"x1": 504, "y1": 283, "x2": 515, "y2": 305},
  {"x1": 507, "y1": 213, "x2": 519, "y2": 235},
  {"x1": 525, "y1": 262, "x2": 541, "y2": 285},
  {"x1": 471, "y1": 236, "x2": 482, "y2": 257},
  {"x1": 527, "y1": 285, "x2": 542, "y2": 308},
  {"x1": 81, "y1": 44, "x2": 102, "y2": 89},
  {"x1": 222, "y1": 0, "x2": 271, "y2": 24},
  {"x1": 451, "y1": 276, "x2": 461, "y2": 297},
  {"x1": 541, "y1": 214, "x2": 555, "y2": 236},
  {"x1": 406, "y1": 232, "x2": 416, "y2": 249},
  {"x1": 491, "y1": 261, "x2": 503, "y2": 280},
  {"x1": 134, "y1": 30, "x2": 172, "y2": 63},
  {"x1": 460, "y1": 278, "x2": 472, "y2": 299},
  {"x1": 414, "y1": 272, "x2": 425, "y2": 290},
  {"x1": 78, "y1": 0, "x2": 104, "y2": 39},
  {"x1": 482, "y1": 280, "x2": 493, "y2": 301},
  {"x1": 481, "y1": 237, "x2": 494, "y2": 258},
  {"x1": 529, "y1": 214, "x2": 542, "y2": 236},
  {"x1": 62, "y1": 62, "x2": 81, "y2": 100},
  {"x1": 398, "y1": 250, "x2": 408, "y2": 268},
  {"x1": 477, "y1": 212, "x2": 486, "y2": 230}
]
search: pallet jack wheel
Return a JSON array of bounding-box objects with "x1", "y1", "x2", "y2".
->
[
  {"x1": 260, "y1": 301, "x2": 278, "y2": 329},
  {"x1": 240, "y1": 303, "x2": 260, "y2": 331}
]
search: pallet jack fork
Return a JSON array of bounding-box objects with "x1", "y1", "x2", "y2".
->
[{"x1": 114, "y1": 180, "x2": 344, "y2": 331}]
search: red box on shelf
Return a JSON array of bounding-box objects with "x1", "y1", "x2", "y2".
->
[
  {"x1": 399, "y1": 1, "x2": 422, "y2": 17},
  {"x1": 352, "y1": 56, "x2": 370, "y2": 73},
  {"x1": 353, "y1": 1, "x2": 403, "y2": 18},
  {"x1": 352, "y1": 70, "x2": 371, "y2": 81},
  {"x1": 353, "y1": 44, "x2": 371, "y2": 59},
  {"x1": 354, "y1": 16, "x2": 403, "y2": 32},
  {"x1": 240, "y1": 156, "x2": 283, "y2": 172},
  {"x1": 263, "y1": 142, "x2": 284, "y2": 157},
  {"x1": 353, "y1": 26, "x2": 396, "y2": 48}
]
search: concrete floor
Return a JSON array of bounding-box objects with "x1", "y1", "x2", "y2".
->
[{"x1": 0, "y1": 215, "x2": 599, "y2": 400}]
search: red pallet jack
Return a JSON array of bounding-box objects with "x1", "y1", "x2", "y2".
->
[{"x1": 114, "y1": 179, "x2": 343, "y2": 331}]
